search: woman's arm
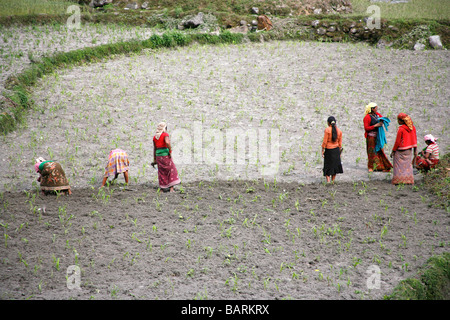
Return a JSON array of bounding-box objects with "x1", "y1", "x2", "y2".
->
[
  {"x1": 391, "y1": 128, "x2": 402, "y2": 157},
  {"x1": 152, "y1": 140, "x2": 156, "y2": 165},
  {"x1": 165, "y1": 135, "x2": 172, "y2": 156},
  {"x1": 321, "y1": 128, "x2": 328, "y2": 157},
  {"x1": 364, "y1": 114, "x2": 382, "y2": 132}
]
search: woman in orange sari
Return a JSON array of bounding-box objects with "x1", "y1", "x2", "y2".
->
[
  {"x1": 390, "y1": 113, "x2": 417, "y2": 185},
  {"x1": 363, "y1": 102, "x2": 393, "y2": 172}
]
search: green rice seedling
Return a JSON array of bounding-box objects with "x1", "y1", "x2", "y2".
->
[
  {"x1": 145, "y1": 237, "x2": 152, "y2": 252},
  {"x1": 52, "y1": 255, "x2": 60, "y2": 271},
  {"x1": 110, "y1": 285, "x2": 119, "y2": 298},
  {"x1": 186, "y1": 268, "x2": 195, "y2": 278},
  {"x1": 130, "y1": 252, "x2": 140, "y2": 265},
  {"x1": 186, "y1": 239, "x2": 194, "y2": 249},
  {"x1": 380, "y1": 225, "x2": 389, "y2": 239},
  {"x1": 131, "y1": 233, "x2": 142, "y2": 243},
  {"x1": 4, "y1": 233, "x2": 9, "y2": 248},
  {"x1": 400, "y1": 234, "x2": 408, "y2": 248},
  {"x1": 204, "y1": 246, "x2": 213, "y2": 258}
]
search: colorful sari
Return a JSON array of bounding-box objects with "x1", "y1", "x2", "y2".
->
[
  {"x1": 366, "y1": 134, "x2": 393, "y2": 172},
  {"x1": 415, "y1": 157, "x2": 439, "y2": 171},
  {"x1": 156, "y1": 148, "x2": 181, "y2": 189},
  {"x1": 392, "y1": 149, "x2": 414, "y2": 185},
  {"x1": 39, "y1": 161, "x2": 71, "y2": 192},
  {"x1": 104, "y1": 149, "x2": 129, "y2": 178},
  {"x1": 415, "y1": 143, "x2": 439, "y2": 172}
]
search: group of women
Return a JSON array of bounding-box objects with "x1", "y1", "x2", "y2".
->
[
  {"x1": 322, "y1": 102, "x2": 440, "y2": 184},
  {"x1": 33, "y1": 105, "x2": 440, "y2": 195},
  {"x1": 34, "y1": 122, "x2": 181, "y2": 195}
]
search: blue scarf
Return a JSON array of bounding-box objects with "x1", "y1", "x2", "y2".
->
[{"x1": 375, "y1": 117, "x2": 390, "y2": 153}]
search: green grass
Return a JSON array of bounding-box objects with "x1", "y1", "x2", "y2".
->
[
  {"x1": 350, "y1": 0, "x2": 450, "y2": 20},
  {"x1": 2, "y1": 0, "x2": 448, "y2": 20},
  {"x1": 421, "y1": 153, "x2": 450, "y2": 209},
  {"x1": 0, "y1": 0, "x2": 76, "y2": 16},
  {"x1": 386, "y1": 252, "x2": 450, "y2": 300}
]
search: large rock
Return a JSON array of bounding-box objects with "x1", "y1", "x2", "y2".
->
[
  {"x1": 429, "y1": 35, "x2": 443, "y2": 49},
  {"x1": 311, "y1": 20, "x2": 320, "y2": 28},
  {"x1": 125, "y1": 2, "x2": 139, "y2": 10},
  {"x1": 317, "y1": 27, "x2": 326, "y2": 35},
  {"x1": 413, "y1": 42, "x2": 426, "y2": 51},
  {"x1": 89, "y1": 0, "x2": 112, "y2": 7},
  {"x1": 181, "y1": 12, "x2": 205, "y2": 29},
  {"x1": 257, "y1": 15, "x2": 273, "y2": 31}
]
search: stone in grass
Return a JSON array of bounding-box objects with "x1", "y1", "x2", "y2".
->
[
  {"x1": 124, "y1": 3, "x2": 139, "y2": 10},
  {"x1": 311, "y1": 20, "x2": 320, "y2": 28},
  {"x1": 181, "y1": 12, "x2": 205, "y2": 29},
  {"x1": 89, "y1": 0, "x2": 112, "y2": 7},
  {"x1": 429, "y1": 35, "x2": 443, "y2": 49},
  {"x1": 317, "y1": 27, "x2": 326, "y2": 35},
  {"x1": 376, "y1": 38, "x2": 392, "y2": 49},
  {"x1": 413, "y1": 42, "x2": 426, "y2": 51}
]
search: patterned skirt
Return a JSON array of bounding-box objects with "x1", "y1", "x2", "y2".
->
[
  {"x1": 392, "y1": 149, "x2": 414, "y2": 185},
  {"x1": 104, "y1": 149, "x2": 129, "y2": 178},
  {"x1": 156, "y1": 155, "x2": 181, "y2": 189},
  {"x1": 40, "y1": 162, "x2": 71, "y2": 192},
  {"x1": 366, "y1": 135, "x2": 393, "y2": 172}
]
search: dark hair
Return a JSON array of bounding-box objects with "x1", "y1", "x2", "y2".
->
[{"x1": 327, "y1": 116, "x2": 337, "y2": 142}]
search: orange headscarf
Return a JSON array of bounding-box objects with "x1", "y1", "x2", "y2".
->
[{"x1": 397, "y1": 113, "x2": 413, "y2": 131}]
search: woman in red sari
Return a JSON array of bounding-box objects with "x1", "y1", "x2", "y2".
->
[
  {"x1": 151, "y1": 122, "x2": 181, "y2": 192},
  {"x1": 390, "y1": 113, "x2": 417, "y2": 185},
  {"x1": 363, "y1": 102, "x2": 393, "y2": 172}
]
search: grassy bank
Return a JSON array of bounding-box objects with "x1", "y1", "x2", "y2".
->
[
  {"x1": 421, "y1": 153, "x2": 450, "y2": 210},
  {"x1": 386, "y1": 252, "x2": 450, "y2": 300}
]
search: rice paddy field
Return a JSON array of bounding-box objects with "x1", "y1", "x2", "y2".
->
[{"x1": 0, "y1": 0, "x2": 449, "y2": 304}]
